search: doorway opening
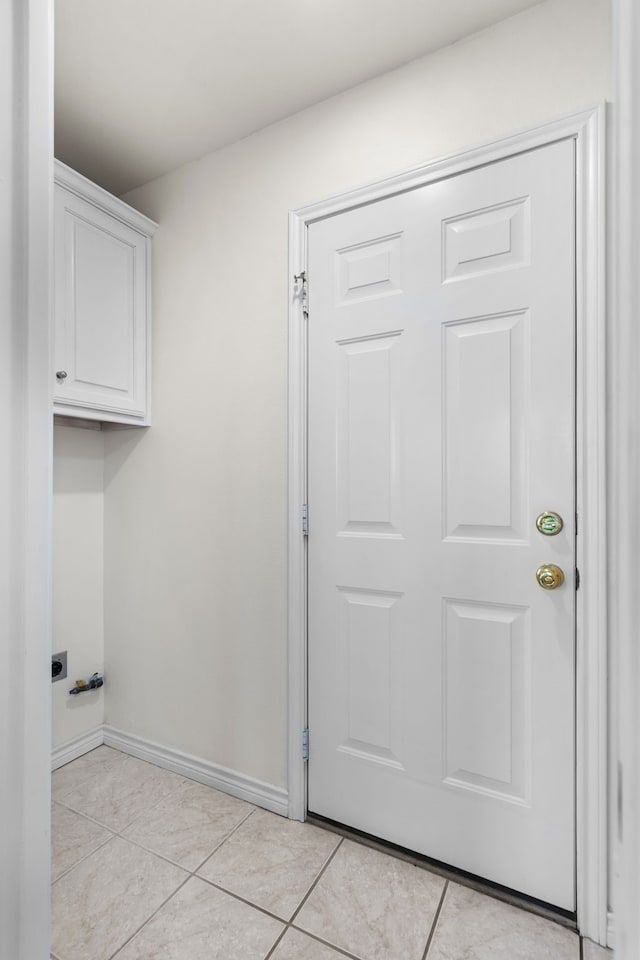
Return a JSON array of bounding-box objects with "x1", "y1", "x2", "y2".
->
[{"x1": 287, "y1": 104, "x2": 607, "y2": 942}]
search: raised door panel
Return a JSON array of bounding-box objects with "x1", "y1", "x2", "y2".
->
[
  {"x1": 442, "y1": 198, "x2": 530, "y2": 282},
  {"x1": 443, "y1": 310, "x2": 529, "y2": 542},
  {"x1": 54, "y1": 184, "x2": 148, "y2": 422},
  {"x1": 337, "y1": 332, "x2": 403, "y2": 536},
  {"x1": 336, "y1": 587, "x2": 405, "y2": 770},
  {"x1": 442, "y1": 599, "x2": 531, "y2": 803}
]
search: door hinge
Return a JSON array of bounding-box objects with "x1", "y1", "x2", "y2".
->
[
  {"x1": 302, "y1": 503, "x2": 309, "y2": 536},
  {"x1": 294, "y1": 271, "x2": 308, "y2": 314},
  {"x1": 576, "y1": 568, "x2": 580, "y2": 590},
  {"x1": 302, "y1": 728, "x2": 309, "y2": 760}
]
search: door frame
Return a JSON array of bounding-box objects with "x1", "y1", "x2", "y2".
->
[
  {"x1": 287, "y1": 105, "x2": 607, "y2": 942},
  {"x1": 611, "y1": 1, "x2": 640, "y2": 955},
  {"x1": 0, "y1": 1, "x2": 54, "y2": 958}
]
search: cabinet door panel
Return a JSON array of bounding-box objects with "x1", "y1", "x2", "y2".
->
[{"x1": 54, "y1": 185, "x2": 148, "y2": 420}]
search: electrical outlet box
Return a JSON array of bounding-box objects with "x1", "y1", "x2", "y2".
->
[{"x1": 52, "y1": 651, "x2": 67, "y2": 682}]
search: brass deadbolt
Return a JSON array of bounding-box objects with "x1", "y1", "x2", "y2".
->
[{"x1": 536, "y1": 511, "x2": 563, "y2": 536}]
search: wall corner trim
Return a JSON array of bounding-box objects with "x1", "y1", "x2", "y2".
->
[{"x1": 102, "y1": 726, "x2": 289, "y2": 816}]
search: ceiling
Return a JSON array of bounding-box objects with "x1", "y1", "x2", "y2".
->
[{"x1": 55, "y1": 0, "x2": 543, "y2": 196}]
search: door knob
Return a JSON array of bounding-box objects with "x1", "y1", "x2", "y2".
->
[
  {"x1": 56, "y1": 370, "x2": 68, "y2": 381},
  {"x1": 536, "y1": 511, "x2": 563, "y2": 536},
  {"x1": 536, "y1": 564, "x2": 565, "y2": 590}
]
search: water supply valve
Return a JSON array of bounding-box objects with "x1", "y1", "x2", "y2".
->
[{"x1": 69, "y1": 672, "x2": 104, "y2": 695}]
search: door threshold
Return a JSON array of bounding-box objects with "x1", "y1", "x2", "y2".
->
[{"x1": 307, "y1": 812, "x2": 577, "y2": 931}]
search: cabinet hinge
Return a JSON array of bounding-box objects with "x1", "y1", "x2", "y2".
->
[
  {"x1": 302, "y1": 728, "x2": 309, "y2": 760},
  {"x1": 302, "y1": 503, "x2": 309, "y2": 536},
  {"x1": 294, "y1": 271, "x2": 308, "y2": 314},
  {"x1": 576, "y1": 568, "x2": 580, "y2": 590}
]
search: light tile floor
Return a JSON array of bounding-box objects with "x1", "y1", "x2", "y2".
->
[{"x1": 51, "y1": 746, "x2": 613, "y2": 960}]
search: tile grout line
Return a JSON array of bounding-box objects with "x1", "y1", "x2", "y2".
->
[
  {"x1": 113, "y1": 772, "x2": 190, "y2": 832},
  {"x1": 56, "y1": 757, "x2": 188, "y2": 833},
  {"x1": 115, "y1": 804, "x2": 255, "y2": 874},
  {"x1": 115, "y1": 817, "x2": 345, "y2": 953},
  {"x1": 55, "y1": 797, "x2": 118, "y2": 826},
  {"x1": 288, "y1": 923, "x2": 365, "y2": 960},
  {"x1": 52, "y1": 753, "x2": 438, "y2": 960},
  {"x1": 52, "y1": 755, "x2": 269, "y2": 959},
  {"x1": 309, "y1": 817, "x2": 579, "y2": 933},
  {"x1": 99, "y1": 823, "x2": 348, "y2": 960},
  {"x1": 264, "y1": 837, "x2": 352, "y2": 960},
  {"x1": 53, "y1": 828, "x2": 191, "y2": 884},
  {"x1": 196, "y1": 876, "x2": 289, "y2": 925},
  {"x1": 189, "y1": 806, "x2": 257, "y2": 875},
  {"x1": 53, "y1": 812, "x2": 271, "y2": 957},
  {"x1": 67, "y1": 833, "x2": 211, "y2": 900},
  {"x1": 51, "y1": 749, "x2": 130, "y2": 803},
  {"x1": 101, "y1": 810, "x2": 348, "y2": 960},
  {"x1": 54, "y1": 749, "x2": 247, "y2": 837},
  {"x1": 51, "y1": 832, "x2": 115, "y2": 885},
  {"x1": 52, "y1": 751, "x2": 586, "y2": 960},
  {"x1": 422, "y1": 879, "x2": 449, "y2": 960},
  {"x1": 54, "y1": 753, "x2": 398, "y2": 960},
  {"x1": 262, "y1": 926, "x2": 290, "y2": 960},
  {"x1": 107, "y1": 873, "x2": 193, "y2": 960},
  {"x1": 289, "y1": 836, "x2": 345, "y2": 925},
  {"x1": 111, "y1": 832, "x2": 196, "y2": 873},
  {"x1": 53, "y1": 787, "x2": 362, "y2": 960},
  {"x1": 55, "y1": 789, "x2": 257, "y2": 881},
  {"x1": 53, "y1": 798, "x2": 120, "y2": 832}
]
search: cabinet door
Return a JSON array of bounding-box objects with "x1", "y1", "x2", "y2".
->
[{"x1": 54, "y1": 185, "x2": 148, "y2": 421}]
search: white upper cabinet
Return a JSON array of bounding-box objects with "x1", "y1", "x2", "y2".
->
[{"x1": 53, "y1": 161, "x2": 157, "y2": 425}]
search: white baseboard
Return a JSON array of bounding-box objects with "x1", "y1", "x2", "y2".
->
[
  {"x1": 51, "y1": 726, "x2": 105, "y2": 770},
  {"x1": 102, "y1": 725, "x2": 289, "y2": 817}
]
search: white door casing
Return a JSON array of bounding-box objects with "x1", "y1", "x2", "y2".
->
[
  {"x1": 307, "y1": 140, "x2": 575, "y2": 909},
  {"x1": 0, "y1": 1, "x2": 53, "y2": 959},
  {"x1": 288, "y1": 106, "x2": 606, "y2": 941},
  {"x1": 611, "y1": 1, "x2": 640, "y2": 956}
]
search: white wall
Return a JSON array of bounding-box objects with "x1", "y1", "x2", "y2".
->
[
  {"x1": 53, "y1": 424, "x2": 105, "y2": 747},
  {"x1": 104, "y1": 0, "x2": 611, "y2": 790}
]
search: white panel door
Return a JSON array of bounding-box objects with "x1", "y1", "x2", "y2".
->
[
  {"x1": 54, "y1": 185, "x2": 148, "y2": 418},
  {"x1": 307, "y1": 140, "x2": 576, "y2": 910}
]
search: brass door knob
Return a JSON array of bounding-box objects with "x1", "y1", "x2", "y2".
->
[{"x1": 536, "y1": 564, "x2": 565, "y2": 590}]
